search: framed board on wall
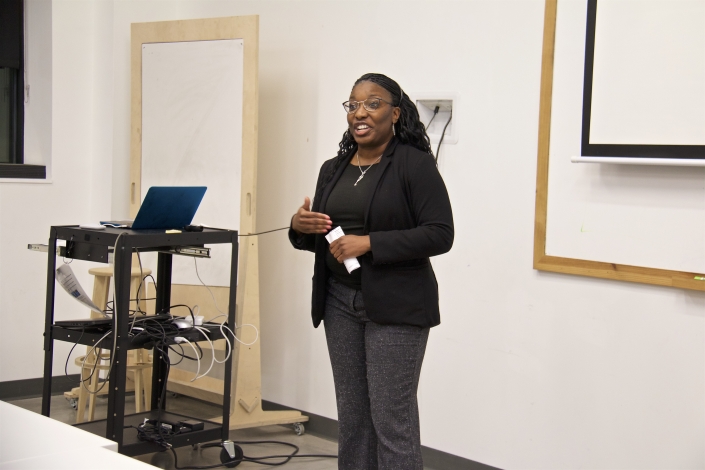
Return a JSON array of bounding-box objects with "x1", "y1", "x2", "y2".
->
[
  {"x1": 533, "y1": 0, "x2": 705, "y2": 292},
  {"x1": 580, "y1": 0, "x2": 705, "y2": 161},
  {"x1": 130, "y1": 16, "x2": 307, "y2": 429}
]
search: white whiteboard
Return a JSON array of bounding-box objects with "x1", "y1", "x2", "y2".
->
[
  {"x1": 546, "y1": 0, "x2": 705, "y2": 273},
  {"x1": 590, "y1": 0, "x2": 705, "y2": 146},
  {"x1": 141, "y1": 39, "x2": 244, "y2": 286}
]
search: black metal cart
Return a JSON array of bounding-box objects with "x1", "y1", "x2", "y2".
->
[{"x1": 41, "y1": 225, "x2": 238, "y2": 455}]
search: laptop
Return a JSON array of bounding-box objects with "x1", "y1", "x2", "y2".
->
[{"x1": 101, "y1": 186, "x2": 207, "y2": 230}]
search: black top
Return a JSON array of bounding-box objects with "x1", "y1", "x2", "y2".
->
[
  {"x1": 289, "y1": 138, "x2": 454, "y2": 328},
  {"x1": 324, "y1": 162, "x2": 380, "y2": 289}
]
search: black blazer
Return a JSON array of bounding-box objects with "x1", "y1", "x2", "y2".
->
[{"x1": 289, "y1": 138, "x2": 454, "y2": 328}]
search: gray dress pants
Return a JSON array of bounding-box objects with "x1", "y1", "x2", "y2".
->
[{"x1": 324, "y1": 277, "x2": 430, "y2": 470}]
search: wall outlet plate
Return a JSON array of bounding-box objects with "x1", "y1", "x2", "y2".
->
[
  {"x1": 417, "y1": 99, "x2": 453, "y2": 113},
  {"x1": 410, "y1": 92, "x2": 458, "y2": 145}
]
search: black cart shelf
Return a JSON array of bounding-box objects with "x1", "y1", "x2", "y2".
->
[{"x1": 41, "y1": 225, "x2": 238, "y2": 456}]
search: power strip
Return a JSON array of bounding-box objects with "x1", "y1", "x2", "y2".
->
[{"x1": 143, "y1": 418, "x2": 204, "y2": 433}]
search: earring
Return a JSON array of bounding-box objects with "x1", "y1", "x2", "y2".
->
[{"x1": 392, "y1": 122, "x2": 396, "y2": 136}]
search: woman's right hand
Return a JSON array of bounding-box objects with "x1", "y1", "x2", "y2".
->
[{"x1": 292, "y1": 197, "x2": 332, "y2": 235}]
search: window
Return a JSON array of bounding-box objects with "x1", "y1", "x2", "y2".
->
[{"x1": 0, "y1": 0, "x2": 45, "y2": 179}]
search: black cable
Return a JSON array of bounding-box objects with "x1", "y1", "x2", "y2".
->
[
  {"x1": 129, "y1": 316, "x2": 170, "y2": 337},
  {"x1": 237, "y1": 439, "x2": 299, "y2": 466},
  {"x1": 64, "y1": 328, "x2": 85, "y2": 384},
  {"x1": 426, "y1": 105, "x2": 440, "y2": 131},
  {"x1": 106, "y1": 298, "x2": 157, "y2": 308},
  {"x1": 119, "y1": 313, "x2": 333, "y2": 467},
  {"x1": 168, "y1": 342, "x2": 202, "y2": 362},
  {"x1": 166, "y1": 303, "x2": 196, "y2": 325},
  {"x1": 238, "y1": 227, "x2": 288, "y2": 237},
  {"x1": 144, "y1": 274, "x2": 158, "y2": 291},
  {"x1": 167, "y1": 344, "x2": 186, "y2": 367},
  {"x1": 435, "y1": 110, "x2": 453, "y2": 163},
  {"x1": 134, "y1": 249, "x2": 146, "y2": 316},
  {"x1": 170, "y1": 448, "x2": 233, "y2": 470},
  {"x1": 104, "y1": 307, "x2": 158, "y2": 318},
  {"x1": 194, "y1": 226, "x2": 290, "y2": 237},
  {"x1": 124, "y1": 321, "x2": 337, "y2": 468},
  {"x1": 64, "y1": 329, "x2": 117, "y2": 390},
  {"x1": 169, "y1": 439, "x2": 338, "y2": 469}
]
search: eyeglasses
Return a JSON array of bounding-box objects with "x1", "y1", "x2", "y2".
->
[{"x1": 342, "y1": 97, "x2": 395, "y2": 114}]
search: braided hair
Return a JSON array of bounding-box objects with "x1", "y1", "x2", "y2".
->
[{"x1": 314, "y1": 73, "x2": 433, "y2": 204}]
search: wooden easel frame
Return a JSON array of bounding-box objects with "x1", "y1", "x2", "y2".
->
[
  {"x1": 131, "y1": 16, "x2": 306, "y2": 430},
  {"x1": 533, "y1": 0, "x2": 705, "y2": 292}
]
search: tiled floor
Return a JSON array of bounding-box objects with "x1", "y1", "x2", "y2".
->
[{"x1": 8, "y1": 394, "x2": 340, "y2": 469}]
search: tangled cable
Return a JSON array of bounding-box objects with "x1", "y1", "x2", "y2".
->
[{"x1": 168, "y1": 439, "x2": 337, "y2": 469}]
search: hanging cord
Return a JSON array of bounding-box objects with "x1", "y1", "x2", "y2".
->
[
  {"x1": 193, "y1": 258, "x2": 258, "y2": 347},
  {"x1": 435, "y1": 110, "x2": 453, "y2": 163},
  {"x1": 79, "y1": 330, "x2": 115, "y2": 395},
  {"x1": 238, "y1": 227, "x2": 288, "y2": 237},
  {"x1": 426, "y1": 105, "x2": 440, "y2": 131}
]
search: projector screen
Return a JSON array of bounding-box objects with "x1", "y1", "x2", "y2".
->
[{"x1": 582, "y1": 0, "x2": 705, "y2": 159}]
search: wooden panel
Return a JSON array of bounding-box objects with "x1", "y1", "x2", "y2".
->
[
  {"x1": 533, "y1": 0, "x2": 705, "y2": 292},
  {"x1": 131, "y1": 18, "x2": 307, "y2": 430}
]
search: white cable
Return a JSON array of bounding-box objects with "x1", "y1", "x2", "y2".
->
[
  {"x1": 193, "y1": 258, "x2": 227, "y2": 316},
  {"x1": 188, "y1": 320, "x2": 248, "y2": 382},
  {"x1": 174, "y1": 337, "x2": 200, "y2": 382},
  {"x1": 191, "y1": 327, "x2": 216, "y2": 380},
  {"x1": 203, "y1": 315, "x2": 232, "y2": 357},
  {"x1": 214, "y1": 323, "x2": 233, "y2": 361},
  {"x1": 233, "y1": 322, "x2": 258, "y2": 346},
  {"x1": 193, "y1": 258, "x2": 259, "y2": 346},
  {"x1": 203, "y1": 313, "x2": 257, "y2": 347},
  {"x1": 197, "y1": 322, "x2": 232, "y2": 363}
]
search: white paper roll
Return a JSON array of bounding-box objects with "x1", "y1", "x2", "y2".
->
[{"x1": 324, "y1": 227, "x2": 360, "y2": 273}]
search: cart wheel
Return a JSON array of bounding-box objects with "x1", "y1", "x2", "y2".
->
[
  {"x1": 68, "y1": 398, "x2": 78, "y2": 410},
  {"x1": 293, "y1": 422, "x2": 305, "y2": 436},
  {"x1": 220, "y1": 446, "x2": 243, "y2": 468}
]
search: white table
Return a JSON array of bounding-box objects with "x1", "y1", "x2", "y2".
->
[{"x1": 0, "y1": 400, "x2": 154, "y2": 469}]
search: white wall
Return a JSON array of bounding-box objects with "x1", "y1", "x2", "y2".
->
[
  {"x1": 0, "y1": 0, "x2": 115, "y2": 381},
  {"x1": 1, "y1": 1, "x2": 702, "y2": 469}
]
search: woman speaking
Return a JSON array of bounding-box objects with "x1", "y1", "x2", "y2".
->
[{"x1": 289, "y1": 73, "x2": 454, "y2": 469}]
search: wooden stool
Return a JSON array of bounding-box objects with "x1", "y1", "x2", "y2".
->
[
  {"x1": 65, "y1": 266, "x2": 153, "y2": 423},
  {"x1": 74, "y1": 352, "x2": 152, "y2": 422}
]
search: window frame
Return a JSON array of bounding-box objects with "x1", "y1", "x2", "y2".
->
[{"x1": 0, "y1": 0, "x2": 46, "y2": 179}]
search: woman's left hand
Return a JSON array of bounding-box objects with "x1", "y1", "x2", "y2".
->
[{"x1": 329, "y1": 235, "x2": 371, "y2": 263}]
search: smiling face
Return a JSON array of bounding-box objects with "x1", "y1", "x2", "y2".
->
[{"x1": 347, "y1": 81, "x2": 400, "y2": 155}]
